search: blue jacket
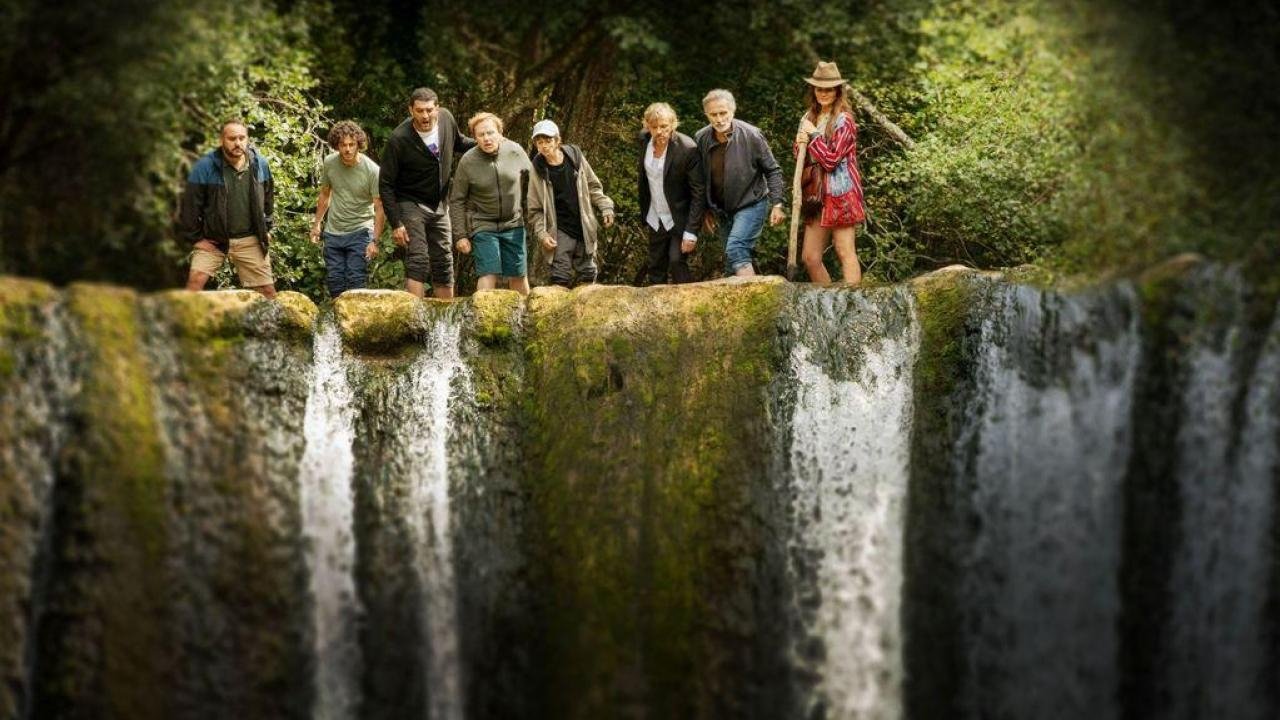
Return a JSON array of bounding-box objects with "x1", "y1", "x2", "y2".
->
[{"x1": 177, "y1": 147, "x2": 274, "y2": 251}]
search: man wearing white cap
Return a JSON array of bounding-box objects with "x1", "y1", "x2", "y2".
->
[{"x1": 526, "y1": 119, "x2": 615, "y2": 288}]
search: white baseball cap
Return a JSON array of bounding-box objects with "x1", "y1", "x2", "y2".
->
[{"x1": 531, "y1": 119, "x2": 560, "y2": 139}]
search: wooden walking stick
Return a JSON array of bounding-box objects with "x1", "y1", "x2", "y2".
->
[{"x1": 787, "y1": 128, "x2": 808, "y2": 281}]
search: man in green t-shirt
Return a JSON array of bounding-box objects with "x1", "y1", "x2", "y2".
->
[{"x1": 310, "y1": 120, "x2": 384, "y2": 297}]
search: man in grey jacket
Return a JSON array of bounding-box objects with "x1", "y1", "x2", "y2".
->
[
  {"x1": 526, "y1": 119, "x2": 615, "y2": 288},
  {"x1": 450, "y1": 112, "x2": 534, "y2": 294},
  {"x1": 694, "y1": 89, "x2": 786, "y2": 277}
]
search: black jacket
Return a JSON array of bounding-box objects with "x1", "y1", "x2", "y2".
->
[
  {"x1": 637, "y1": 131, "x2": 705, "y2": 236},
  {"x1": 379, "y1": 109, "x2": 475, "y2": 228},
  {"x1": 177, "y1": 147, "x2": 274, "y2": 251}
]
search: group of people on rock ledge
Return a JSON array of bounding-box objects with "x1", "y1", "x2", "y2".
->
[{"x1": 177, "y1": 62, "x2": 865, "y2": 300}]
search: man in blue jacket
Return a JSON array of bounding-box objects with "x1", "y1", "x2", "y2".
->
[{"x1": 178, "y1": 119, "x2": 277, "y2": 297}]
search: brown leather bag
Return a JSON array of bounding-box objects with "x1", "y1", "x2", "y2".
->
[{"x1": 800, "y1": 160, "x2": 824, "y2": 220}]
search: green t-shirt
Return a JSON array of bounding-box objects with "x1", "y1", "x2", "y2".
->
[
  {"x1": 320, "y1": 153, "x2": 380, "y2": 234},
  {"x1": 222, "y1": 161, "x2": 255, "y2": 238}
]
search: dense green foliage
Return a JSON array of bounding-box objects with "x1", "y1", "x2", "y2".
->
[{"x1": 0, "y1": 0, "x2": 1274, "y2": 299}]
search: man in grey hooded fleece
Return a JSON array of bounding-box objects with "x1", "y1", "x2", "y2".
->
[{"x1": 450, "y1": 112, "x2": 534, "y2": 294}]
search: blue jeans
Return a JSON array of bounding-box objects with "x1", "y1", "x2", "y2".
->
[
  {"x1": 323, "y1": 227, "x2": 373, "y2": 297},
  {"x1": 716, "y1": 197, "x2": 769, "y2": 273}
]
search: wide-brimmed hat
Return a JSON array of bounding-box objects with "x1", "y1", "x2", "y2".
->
[{"x1": 804, "y1": 61, "x2": 846, "y2": 89}]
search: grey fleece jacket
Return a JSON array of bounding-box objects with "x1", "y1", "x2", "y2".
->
[{"x1": 448, "y1": 139, "x2": 533, "y2": 239}]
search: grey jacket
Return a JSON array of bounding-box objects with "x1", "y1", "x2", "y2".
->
[
  {"x1": 527, "y1": 145, "x2": 615, "y2": 255},
  {"x1": 448, "y1": 139, "x2": 533, "y2": 239},
  {"x1": 693, "y1": 118, "x2": 785, "y2": 213}
]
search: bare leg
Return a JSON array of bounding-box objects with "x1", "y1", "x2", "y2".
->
[
  {"x1": 406, "y1": 279, "x2": 426, "y2": 298},
  {"x1": 506, "y1": 276, "x2": 530, "y2": 296},
  {"x1": 251, "y1": 284, "x2": 277, "y2": 299},
  {"x1": 802, "y1": 222, "x2": 832, "y2": 285},
  {"x1": 431, "y1": 283, "x2": 454, "y2": 300},
  {"x1": 831, "y1": 226, "x2": 861, "y2": 285},
  {"x1": 185, "y1": 270, "x2": 212, "y2": 292},
  {"x1": 476, "y1": 274, "x2": 498, "y2": 291}
]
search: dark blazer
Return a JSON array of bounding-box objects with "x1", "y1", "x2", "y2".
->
[
  {"x1": 637, "y1": 130, "x2": 706, "y2": 237},
  {"x1": 379, "y1": 108, "x2": 476, "y2": 228}
]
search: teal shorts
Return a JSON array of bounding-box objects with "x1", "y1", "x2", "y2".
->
[{"x1": 472, "y1": 228, "x2": 527, "y2": 278}]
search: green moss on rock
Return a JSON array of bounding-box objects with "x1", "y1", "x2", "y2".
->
[
  {"x1": 335, "y1": 289, "x2": 429, "y2": 354},
  {"x1": 524, "y1": 276, "x2": 786, "y2": 718},
  {"x1": 0, "y1": 276, "x2": 56, "y2": 338},
  {"x1": 272, "y1": 290, "x2": 318, "y2": 334},
  {"x1": 149, "y1": 289, "x2": 259, "y2": 339},
  {"x1": 33, "y1": 283, "x2": 173, "y2": 718},
  {"x1": 911, "y1": 267, "x2": 980, "y2": 400},
  {"x1": 470, "y1": 289, "x2": 524, "y2": 347}
]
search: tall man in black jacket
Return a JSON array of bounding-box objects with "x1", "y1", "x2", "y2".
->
[
  {"x1": 380, "y1": 87, "x2": 475, "y2": 299},
  {"x1": 637, "y1": 102, "x2": 705, "y2": 285}
]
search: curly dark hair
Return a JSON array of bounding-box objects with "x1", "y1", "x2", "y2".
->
[{"x1": 327, "y1": 120, "x2": 368, "y2": 151}]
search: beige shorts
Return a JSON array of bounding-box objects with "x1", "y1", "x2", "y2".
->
[{"x1": 190, "y1": 235, "x2": 274, "y2": 287}]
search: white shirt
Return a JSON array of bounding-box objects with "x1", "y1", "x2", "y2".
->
[
  {"x1": 644, "y1": 139, "x2": 697, "y2": 240},
  {"x1": 416, "y1": 126, "x2": 440, "y2": 155}
]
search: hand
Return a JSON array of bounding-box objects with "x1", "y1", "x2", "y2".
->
[
  {"x1": 456, "y1": 237, "x2": 472, "y2": 255},
  {"x1": 310, "y1": 225, "x2": 322, "y2": 245},
  {"x1": 194, "y1": 239, "x2": 218, "y2": 252},
  {"x1": 541, "y1": 234, "x2": 557, "y2": 251},
  {"x1": 769, "y1": 205, "x2": 786, "y2": 226},
  {"x1": 365, "y1": 242, "x2": 379, "y2": 260},
  {"x1": 392, "y1": 226, "x2": 409, "y2": 248},
  {"x1": 799, "y1": 118, "x2": 817, "y2": 135},
  {"x1": 603, "y1": 212, "x2": 615, "y2": 228},
  {"x1": 681, "y1": 238, "x2": 696, "y2": 254}
]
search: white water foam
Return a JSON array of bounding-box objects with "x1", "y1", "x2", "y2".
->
[
  {"x1": 1166, "y1": 295, "x2": 1278, "y2": 720},
  {"x1": 10, "y1": 304, "x2": 74, "y2": 720},
  {"x1": 787, "y1": 291, "x2": 918, "y2": 720},
  {"x1": 299, "y1": 321, "x2": 363, "y2": 720},
  {"x1": 958, "y1": 284, "x2": 1139, "y2": 720},
  {"x1": 400, "y1": 316, "x2": 467, "y2": 720}
]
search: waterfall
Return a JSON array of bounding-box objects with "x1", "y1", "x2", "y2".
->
[
  {"x1": 1166, "y1": 283, "x2": 1279, "y2": 720},
  {"x1": 956, "y1": 283, "x2": 1139, "y2": 720},
  {"x1": 786, "y1": 287, "x2": 918, "y2": 720},
  {"x1": 399, "y1": 315, "x2": 467, "y2": 720},
  {"x1": 299, "y1": 320, "x2": 363, "y2": 720},
  {"x1": 3, "y1": 301, "x2": 74, "y2": 720}
]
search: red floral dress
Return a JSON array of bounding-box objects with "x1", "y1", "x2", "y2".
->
[{"x1": 805, "y1": 111, "x2": 865, "y2": 228}]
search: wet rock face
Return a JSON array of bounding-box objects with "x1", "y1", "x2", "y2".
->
[
  {"x1": 521, "y1": 278, "x2": 795, "y2": 720},
  {"x1": 0, "y1": 278, "x2": 65, "y2": 720},
  {"x1": 1, "y1": 262, "x2": 1277, "y2": 720}
]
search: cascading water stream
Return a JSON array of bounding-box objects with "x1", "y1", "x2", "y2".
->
[
  {"x1": 398, "y1": 315, "x2": 467, "y2": 720},
  {"x1": 299, "y1": 319, "x2": 363, "y2": 720},
  {"x1": 785, "y1": 287, "x2": 918, "y2": 720},
  {"x1": 1166, "y1": 282, "x2": 1279, "y2": 720},
  {"x1": 955, "y1": 283, "x2": 1139, "y2": 720},
  {"x1": 6, "y1": 303, "x2": 74, "y2": 720}
]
